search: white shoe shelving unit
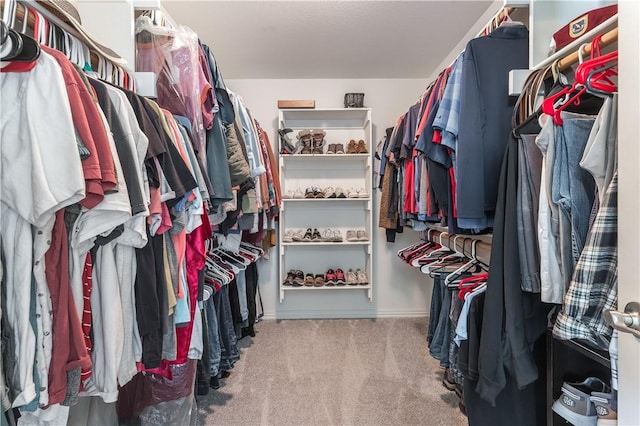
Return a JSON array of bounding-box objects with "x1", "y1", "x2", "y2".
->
[{"x1": 278, "y1": 108, "x2": 373, "y2": 302}]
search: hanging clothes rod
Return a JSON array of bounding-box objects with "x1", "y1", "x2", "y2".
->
[
  {"x1": 556, "y1": 27, "x2": 618, "y2": 70},
  {"x1": 425, "y1": 229, "x2": 492, "y2": 266}
]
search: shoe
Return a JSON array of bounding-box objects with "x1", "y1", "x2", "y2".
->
[
  {"x1": 282, "y1": 191, "x2": 294, "y2": 199},
  {"x1": 358, "y1": 188, "x2": 369, "y2": 198},
  {"x1": 326, "y1": 144, "x2": 336, "y2": 154},
  {"x1": 313, "y1": 187, "x2": 324, "y2": 198},
  {"x1": 335, "y1": 268, "x2": 346, "y2": 286},
  {"x1": 356, "y1": 139, "x2": 368, "y2": 153},
  {"x1": 442, "y1": 367, "x2": 457, "y2": 391},
  {"x1": 282, "y1": 230, "x2": 294, "y2": 243},
  {"x1": 304, "y1": 273, "x2": 315, "y2": 286},
  {"x1": 210, "y1": 376, "x2": 221, "y2": 390},
  {"x1": 335, "y1": 143, "x2": 345, "y2": 154},
  {"x1": 325, "y1": 269, "x2": 336, "y2": 286},
  {"x1": 357, "y1": 230, "x2": 369, "y2": 241},
  {"x1": 291, "y1": 229, "x2": 304, "y2": 242},
  {"x1": 311, "y1": 228, "x2": 322, "y2": 242},
  {"x1": 311, "y1": 129, "x2": 326, "y2": 154},
  {"x1": 356, "y1": 269, "x2": 368, "y2": 286},
  {"x1": 346, "y1": 188, "x2": 359, "y2": 198},
  {"x1": 332, "y1": 230, "x2": 343, "y2": 242},
  {"x1": 314, "y1": 274, "x2": 325, "y2": 287},
  {"x1": 335, "y1": 187, "x2": 347, "y2": 198},
  {"x1": 279, "y1": 128, "x2": 296, "y2": 154},
  {"x1": 302, "y1": 228, "x2": 313, "y2": 242},
  {"x1": 346, "y1": 269, "x2": 358, "y2": 286},
  {"x1": 346, "y1": 139, "x2": 358, "y2": 154},
  {"x1": 297, "y1": 130, "x2": 312, "y2": 154},
  {"x1": 323, "y1": 187, "x2": 336, "y2": 198},
  {"x1": 552, "y1": 377, "x2": 609, "y2": 426},
  {"x1": 346, "y1": 230, "x2": 358, "y2": 242},
  {"x1": 321, "y1": 228, "x2": 334, "y2": 242},
  {"x1": 590, "y1": 392, "x2": 617, "y2": 426},
  {"x1": 304, "y1": 187, "x2": 315, "y2": 198},
  {"x1": 293, "y1": 188, "x2": 304, "y2": 199},
  {"x1": 293, "y1": 270, "x2": 304, "y2": 286},
  {"x1": 283, "y1": 270, "x2": 295, "y2": 286}
]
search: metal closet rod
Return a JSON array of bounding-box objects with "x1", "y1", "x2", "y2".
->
[{"x1": 425, "y1": 229, "x2": 492, "y2": 265}]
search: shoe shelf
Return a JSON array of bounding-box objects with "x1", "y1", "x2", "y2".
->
[{"x1": 278, "y1": 108, "x2": 373, "y2": 307}]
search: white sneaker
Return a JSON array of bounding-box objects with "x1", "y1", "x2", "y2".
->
[
  {"x1": 321, "y1": 228, "x2": 333, "y2": 242},
  {"x1": 332, "y1": 230, "x2": 343, "y2": 242},
  {"x1": 346, "y1": 188, "x2": 359, "y2": 198},
  {"x1": 346, "y1": 269, "x2": 358, "y2": 286},
  {"x1": 358, "y1": 188, "x2": 369, "y2": 198},
  {"x1": 357, "y1": 230, "x2": 369, "y2": 241},
  {"x1": 356, "y1": 269, "x2": 368, "y2": 285},
  {"x1": 291, "y1": 229, "x2": 305, "y2": 242},
  {"x1": 335, "y1": 187, "x2": 347, "y2": 198},
  {"x1": 282, "y1": 230, "x2": 295, "y2": 243},
  {"x1": 323, "y1": 187, "x2": 336, "y2": 198},
  {"x1": 346, "y1": 230, "x2": 358, "y2": 242},
  {"x1": 293, "y1": 188, "x2": 304, "y2": 199},
  {"x1": 282, "y1": 191, "x2": 294, "y2": 199}
]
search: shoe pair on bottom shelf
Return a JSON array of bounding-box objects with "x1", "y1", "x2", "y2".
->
[
  {"x1": 282, "y1": 268, "x2": 368, "y2": 287},
  {"x1": 326, "y1": 268, "x2": 368, "y2": 286},
  {"x1": 552, "y1": 377, "x2": 617, "y2": 426}
]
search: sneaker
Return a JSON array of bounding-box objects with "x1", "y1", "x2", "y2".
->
[
  {"x1": 335, "y1": 143, "x2": 345, "y2": 154},
  {"x1": 293, "y1": 270, "x2": 304, "y2": 286},
  {"x1": 442, "y1": 367, "x2": 457, "y2": 391},
  {"x1": 358, "y1": 188, "x2": 369, "y2": 198},
  {"x1": 323, "y1": 187, "x2": 336, "y2": 198},
  {"x1": 282, "y1": 191, "x2": 294, "y2": 199},
  {"x1": 346, "y1": 188, "x2": 359, "y2": 198},
  {"x1": 335, "y1": 187, "x2": 347, "y2": 198},
  {"x1": 332, "y1": 230, "x2": 343, "y2": 242},
  {"x1": 326, "y1": 144, "x2": 336, "y2": 154},
  {"x1": 304, "y1": 187, "x2": 315, "y2": 199},
  {"x1": 291, "y1": 229, "x2": 305, "y2": 242},
  {"x1": 302, "y1": 228, "x2": 313, "y2": 242},
  {"x1": 356, "y1": 269, "x2": 368, "y2": 286},
  {"x1": 346, "y1": 269, "x2": 358, "y2": 286},
  {"x1": 314, "y1": 274, "x2": 325, "y2": 287},
  {"x1": 357, "y1": 230, "x2": 369, "y2": 241},
  {"x1": 321, "y1": 228, "x2": 333, "y2": 242},
  {"x1": 282, "y1": 230, "x2": 294, "y2": 243},
  {"x1": 590, "y1": 392, "x2": 617, "y2": 426},
  {"x1": 283, "y1": 270, "x2": 295, "y2": 286},
  {"x1": 552, "y1": 377, "x2": 609, "y2": 426},
  {"x1": 311, "y1": 228, "x2": 322, "y2": 242},
  {"x1": 304, "y1": 273, "x2": 315, "y2": 287},
  {"x1": 313, "y1": 187, "x2": 324, "y2": 198},
  {"x1": 346, "y1": 230, "x2": 358, "y2": 242},
  {"x1": 335, "y1": 268, "x2": 346, "y2": 286},
  {"x1": 293, "y1": 188, "x2": 304, "y2": 199},
  {"x1": 325, "y1": 269, "x2": 336, "y2": 286}
]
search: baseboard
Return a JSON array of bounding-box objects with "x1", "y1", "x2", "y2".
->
[{"x1": 260, "y1": 309, "x2": 428, "y2": 320}]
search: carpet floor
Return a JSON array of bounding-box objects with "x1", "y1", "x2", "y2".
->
[{"x1": 197, "y1": 318, "x2": 467, "y2": 426}]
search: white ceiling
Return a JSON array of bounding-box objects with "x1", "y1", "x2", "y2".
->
[{"x1": 162, "y1": 1, "x2": 494, "y2": 79}]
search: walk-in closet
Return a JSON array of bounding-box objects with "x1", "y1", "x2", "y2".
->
[{"x1": 1, "y1": 1, "x2": 639, "y2": 425}]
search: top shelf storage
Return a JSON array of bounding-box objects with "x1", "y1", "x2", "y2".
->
[{"x1": 280, "y1": 108, "x2": 371, "y2": 129}]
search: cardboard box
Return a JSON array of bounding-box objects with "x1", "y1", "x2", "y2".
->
[{"x1": 277, "y1": 100, "x2": 315, "y2": 109}]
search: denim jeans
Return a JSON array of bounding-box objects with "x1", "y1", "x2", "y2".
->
[
  {"x1": 553, "y1": 112, "x2": 596, "y2": 285},
  {"x1": 214, "y1": 286, "x2": 239, "y2": 371},
  {"x1": 428, "y1": 277, "x2": 452, "y2": 367},
  {"x1": 517, "y1": 134, "x2": 543, "y2": 293},
  {"x1": 204, "y1": 297, "x2": 221, "y2": 377},
  {"x1": 536, "y1": 117, "x2": 566, "y2": 304},
  {"x1": 235, "y1": 270, "x2": 249, "y2": 323}
]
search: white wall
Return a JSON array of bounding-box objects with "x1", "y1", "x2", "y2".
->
[{"x1": 226, "y1": 78, "x2": 434, "y2": 319}]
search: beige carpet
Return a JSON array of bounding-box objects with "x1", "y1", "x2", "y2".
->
[{"x1": 197, "y1": 318, "x2": 467, "y2": 426}]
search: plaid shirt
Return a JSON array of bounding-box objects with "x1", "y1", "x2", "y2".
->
[
  {"x1": 553, "y1": 171, "x2": 618, "y2": 350},
  {"x1": 433, "y1": 53, "x2": 464, "y2": 150}
]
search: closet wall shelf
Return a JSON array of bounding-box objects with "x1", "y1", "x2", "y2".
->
[
  {"x1": 553, "y1": 334, "x2": 610, "y2": 368},
  {"x1": 282, "y1": 198, "x2": 371, "y2": 203},
  {"x1": 533, "y1": 14, "x2": 618, "y2": 71},
  {"x1": 283, "y1": 285, "x2": 372, "y2": 291},
  {"x1": 281, "y1": 154, "x2": 370, "y2": 160},
  {"x1": 282, "y1": 241, "x2": 370, "y2": 247}
]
